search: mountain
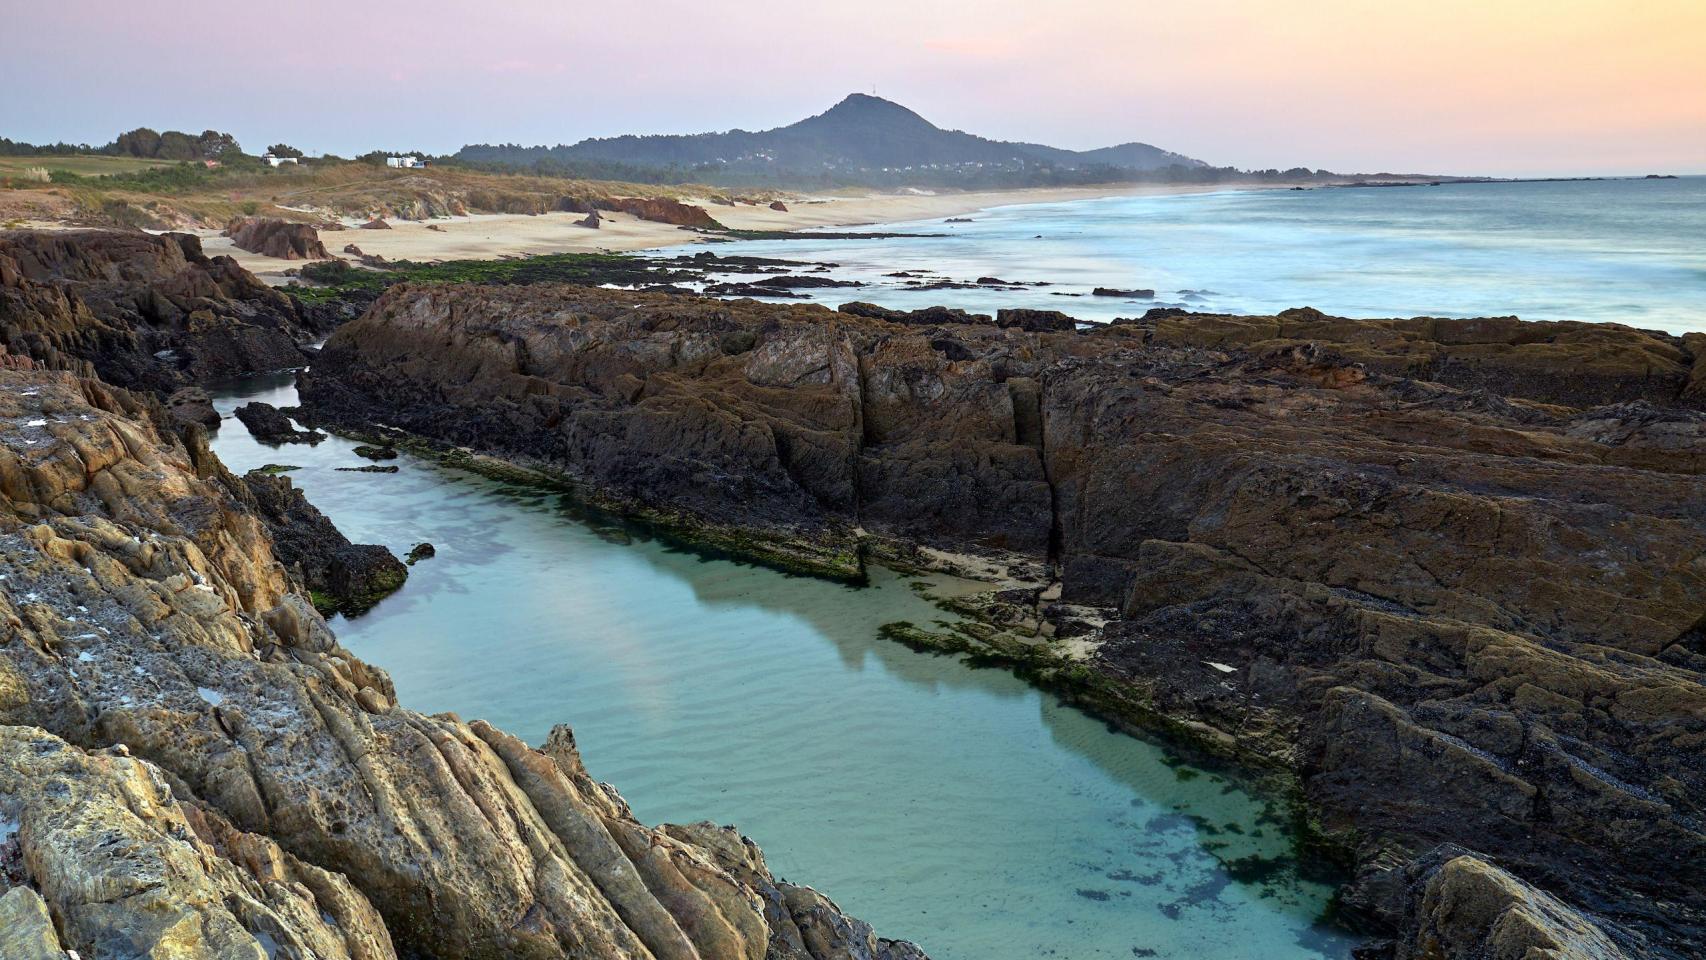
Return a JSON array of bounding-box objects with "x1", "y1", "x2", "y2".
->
[{"x1": 457, "y1": 94, "x2": 1205, "y2": 183}]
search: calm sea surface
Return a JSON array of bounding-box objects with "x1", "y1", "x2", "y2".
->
[
  {"x1": 682, "y1": 177, "x2": 1706, "y2": 334},
  {"x1": 210, "y1": 377, "x2": 1354, "y2": 960}
]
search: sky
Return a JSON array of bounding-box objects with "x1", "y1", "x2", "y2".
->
[{"x1": 3, "y1": 0, "x2": 1702, "y2": 177}]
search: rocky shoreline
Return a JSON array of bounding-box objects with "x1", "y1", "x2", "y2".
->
[
  {"x1": 297, "y1": 281, "x2": 1706, "y2": 958},
  {"x1": 0, "y1": 231, "x2": 927, "y2": 960}
]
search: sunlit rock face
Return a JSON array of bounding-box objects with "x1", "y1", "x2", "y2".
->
[{"x1": 0, "y1": 367, "x2": 926, "y2": 960}]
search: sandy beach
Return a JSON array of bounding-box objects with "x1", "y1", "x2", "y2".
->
[{"x1": 201, "y1": 182, "x2": 1290, "y2": 283}]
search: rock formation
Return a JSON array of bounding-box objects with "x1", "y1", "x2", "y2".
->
[
  {"x1": 240, "y1": 467, "x2": 408, "y2": 614},
  {"x1": 0, "y1": 367, "x2": 925, "y2": 960},
  {"x1": 300, "y1": 284, "x2": 1706, "y2": 957},
  {"x1": 603, "y1": 197, "x2": 726, "y2": 230},
  {"x1": 0, "y1": 229, "x2": 321, "y2": 391},
  {"x1": 234, "y1": 399, "x2": 325, "y2": 444},
  {"x1": 223, "y1": 216, "x2": 333, "y2": 260}
]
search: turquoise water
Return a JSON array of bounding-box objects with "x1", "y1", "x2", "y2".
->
[
  {"x1": 686, "y1": 177, "x2": 1706, "y2": 334},
  {"x1": 208, "y1": 375, "x2": 1354, "y2": 960}
]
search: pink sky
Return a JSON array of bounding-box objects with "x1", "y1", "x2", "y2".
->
[{"x1": 4, "y1": 0, "x2": 1702, "y2": 176}]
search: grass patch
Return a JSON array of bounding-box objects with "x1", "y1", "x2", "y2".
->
[{"x1": 0, "y1": 155, "x2": 178, "y2": 179}]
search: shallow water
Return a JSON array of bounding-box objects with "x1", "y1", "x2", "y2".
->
[
  {"x1": 685, "y1": 177, "x2": 1706, "y2": 334},
  {"x1": 209, "y1": 375, "x2": 1355, "y2": 960}
]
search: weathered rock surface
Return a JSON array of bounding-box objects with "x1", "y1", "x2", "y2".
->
[
  {"x1": 0, "y1": 727, "x2": 397, "y2": 960},
  {"x1": 165, "y1": 385, "x2": 221, "y2": 427},
  {"x1": 0, "y1": 229, "x2": 321, "y2": 391},
  {"x1": 1142, "y1": 305, "x2": 1701, "y2": 407},
  {"x1": 299, "y1": 284, "x2": 1706, "y2": 957},
  {"x1": 223, "y1": 216, "x2": 333, "y2": 260},
  {"x1": 0, "y1": 368, "x2": 926, "y2": 959},
  {"x1": 1393, "y1": 849, "x2": 1630, "y2": 960}
]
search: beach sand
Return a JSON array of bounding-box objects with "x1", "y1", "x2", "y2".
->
[{"x1": 198, "y1": 183, "x2": 1288, "y2": 283}]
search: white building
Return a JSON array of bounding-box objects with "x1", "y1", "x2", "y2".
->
[
  {"x1": 262, "y1": 154, "x2": 299, "y2": 167},
  {"x1": 386, "y1": 156, "x2": 427, "y2": 169}
]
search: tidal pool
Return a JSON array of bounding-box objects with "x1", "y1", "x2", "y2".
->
[{"x1": 209, "y1": 374, "x2": 1356, "y2": 960}]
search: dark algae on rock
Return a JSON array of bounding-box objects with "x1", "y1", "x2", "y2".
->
[{"x1": 300, "y1": 283, "x2": 1706, "y2": 959}]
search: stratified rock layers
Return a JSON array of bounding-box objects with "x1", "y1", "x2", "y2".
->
[
  {"x1": 300, "y1": 284, "x2": 1706, "y2": 958},
  {"x1": 0, "y1": 368, "x2": 924, "y2": 960}
]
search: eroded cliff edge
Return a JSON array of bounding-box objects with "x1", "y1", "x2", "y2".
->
[
  {"x1": 0, "y1": 364, "x2": 926, "y2": 959},
  {"x1": 299, "y1": 284, "x2": 1706, "y2": 958}
]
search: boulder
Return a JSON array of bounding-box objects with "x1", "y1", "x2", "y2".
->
[
  {"x1": 223, "y1": 216, "x2": 332, "y2": 260},
  {"x1": 603, "y1": 197, "x2": 725, "y2": 229},
  {"x1": 234, "y1": 400, "x2": 325, "y2": 444},
  {"x1": 164, "y1": 385, "x2": 220, "y2": 427}
]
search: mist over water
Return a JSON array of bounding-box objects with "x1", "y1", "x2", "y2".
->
[
  {"x1": 209, "y1": 376, "x2": 1356, "y2": 960},
  {"x1": 690, "y1": 177, "x2": 1706, "y2": 334}
]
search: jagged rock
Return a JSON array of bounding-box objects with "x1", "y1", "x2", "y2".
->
[
  {"x1": 769, "y1": 201, "x2": 789, "y2": 212},
  {"x1": 165, "y1": 385, "x2": 220, "y2": 427},
  {"x1": 994, "y1": 308, "x2": 1076, "y2": 332},
  {"x1": 1138, "y1": 306, "x2": 1702, "y2": 407},
  {"x1": 0, "y1": 229, "x2": 318, "y2": 391},
  {"x1": 241, "y1": 467, "x2": 407, "y2": 613},
  {"x1": 0, "y1": 367, "x2": 925, "y2": 960},
  {"x1": 1091, "y1": 286, "x2": 1155, "y2": 298},
  {"x1": 223, "y1": 216, "x2": 332, "y2": 260},
  {"x1": 352, "y1": 444, "x2": 398, "y2": 460},
  {"x1": 577, "y1": 209, "x2": 602, "y2": 229},
  {"x1": 405, "y1": 542, "x2": 435, "y2": 564},
  {"x1": 234, "y1": 400, "x2": 325, "y2": 444},
  {"x1": 299, "y1": 284, "x2": 1706, "y2": 956},
  {"x1": 359, "y1": 218, "x2": 392, "y2": 230}
]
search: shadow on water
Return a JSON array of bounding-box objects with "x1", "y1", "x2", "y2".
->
[{"x1": 206, "y1": 375, "x2": 1358, "y2": 960}]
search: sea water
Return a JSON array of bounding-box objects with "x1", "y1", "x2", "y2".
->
[
  {"x1": 209, "y1": 375, "x2": 1355, "y2": 960},
  {"x1": 686, "y1": 177, "x2": 1706, "y2": 334}
]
